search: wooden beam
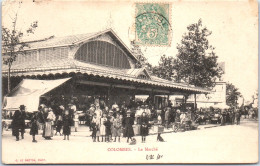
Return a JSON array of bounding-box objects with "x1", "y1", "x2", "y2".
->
[
  {"x1": 77, "y1": 80, "x2": 171, "y2": 94},
  {"x1": 113, "y1": 84, "x2": 136, "y2": 89},
  {"x1": 77, "y1": 80, "x2": 110, "y2": 87}
]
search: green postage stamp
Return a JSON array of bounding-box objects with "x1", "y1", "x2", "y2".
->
[{"x1": 135, "y1": 3, "x2": 171, "y2": 46}]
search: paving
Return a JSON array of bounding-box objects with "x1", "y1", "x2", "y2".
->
[{"x1": 2, "y1": 119, "x2": 258, "y2": 164}]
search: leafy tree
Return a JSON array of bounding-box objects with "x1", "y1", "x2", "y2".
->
[
  {"x1": 152, "y1": 55, "x2": 175, "y2": 81},
  {"x1": 173, "y1": 19, "x2": 223, "y2": 88},
  {"x1": 226, "y1": 83, "x2": 242, "y2": 107},
  {"x1": 2, "y1": 5, "x2": 38, "y2": 93}
]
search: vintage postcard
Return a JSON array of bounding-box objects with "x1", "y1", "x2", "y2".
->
[{"x1": 1, "y1": 0, "x2": 258, "y2": 164}]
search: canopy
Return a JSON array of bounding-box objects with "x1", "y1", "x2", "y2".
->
[
  {"x1": 3, "y1": 78, "x2": 71, "y2": 112},
  {"x1": 212, "y1": 103, "x2": 230, "y2": 109}
]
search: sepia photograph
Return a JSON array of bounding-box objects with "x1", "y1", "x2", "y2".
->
[{"x1": 1, "y1": 0, "x2": 258, "y2": 164}]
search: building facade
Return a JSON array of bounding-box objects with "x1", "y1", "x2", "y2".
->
[{"x1": 2, "y1": 29, "x2": 210, "y2": 111}]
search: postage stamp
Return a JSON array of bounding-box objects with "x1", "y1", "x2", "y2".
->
[{"x1": 135, "y1": 3, "x2": 171, "y2": 46}]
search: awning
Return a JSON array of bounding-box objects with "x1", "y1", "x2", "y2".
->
[{"x1": 3, "y1": 78, "x2": 71, "y2": 112}]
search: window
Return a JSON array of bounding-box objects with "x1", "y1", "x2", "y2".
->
[{"x1": 75, "y1": 41, "x2": 131, "y2": 69}]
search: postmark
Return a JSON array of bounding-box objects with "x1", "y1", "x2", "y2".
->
[{"x1": 135, "y1": 3, "x2": 171, "y2": 46}]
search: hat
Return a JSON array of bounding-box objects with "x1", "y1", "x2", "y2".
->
[
  {"x1": 126, "y1": 110, "x2": 131, "y2": 114},
  {"x1": 38, "y1": 106, "x2": 42, "y2": 110},
  {"x1": 59, "y1": 105, "x2": 65, "y2": 110},
  {"x1": 40, "y1": 104, "x2": 46, "y2": 108},
  {"x1": 90, "y1": 104, "x2": 95, "y2": 107},
  {"x1": 109, "y1": 110, "x2": 113, "y2": 113},
  {"x1": 19, "y1": 105, "x2": 26, "y2": 110}
]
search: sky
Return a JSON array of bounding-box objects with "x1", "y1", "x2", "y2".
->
[{"x1": 2, "y1": 0, "x2": 258, "y2": 102}]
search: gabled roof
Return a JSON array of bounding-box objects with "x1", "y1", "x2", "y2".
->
[
  {"x1": 23, "y1": 33, "x2": 97, "y2": 48},
  {"x1": 127, "y1": 68, "x2": 151, "y2": 79},
  {"x1": 22, "y1": 29, "x2": 138, "y2": 61}
]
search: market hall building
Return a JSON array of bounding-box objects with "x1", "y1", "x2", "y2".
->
[{"x1": 2, "y1": 29, "x2": 210, "y2": 112}]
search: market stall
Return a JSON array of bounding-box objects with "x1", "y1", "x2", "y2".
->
[{"x1": 3, "y1": 78, "x2": 71, "y2": 112}]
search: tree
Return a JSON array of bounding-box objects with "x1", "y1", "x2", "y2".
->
[
  {"x1": 2, "y1": 4, "x2": 38, "y2": 93},
  {"x1": 226, "y1": 83, "x2": 242, "y2": 107},
  {"x1": 173, "y1": 19, "x2": 223, "y2": 88},
  {"x1": 152, "y1": 54, "x2": 175, "y2": 81},
  {"x1": 130, "y1": 40, "x2": 152, "y2": 71}
]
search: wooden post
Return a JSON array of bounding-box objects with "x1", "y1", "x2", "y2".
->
[
  {"x1": 7, "y1": 64, "x2": 11, "y2": 93},
  {"x1": 184, "y1": 94, "x2": 188, "y2": 111},
  {"x1": 167, "y1": 94, "x2": 170, "y2": 107},
  {"x1": 194, "y1": 93, "x2": 197, "y2": 111},
  {"x1": 107, "y1": 85, "x2": 112, "y2": 107}
]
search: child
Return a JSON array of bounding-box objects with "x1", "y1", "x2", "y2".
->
[
  {"x1": 123, "y1": 110, "x2": 134, "y2": 143},
  {"x1": 100, "y1": 113, "x2": 107, "y2": 142},
  {"x1": 91, "y1": 113, "x2": 98, "y2": 142},
  {"x1": 55, "y1": 115, "x2": 63, "y2": 136},
  {"x1": 104, "y1": 117, "x2": 112, "y2": 143},
  {"x1": 73, "y1": 113, "x2": 79, "y2": 132},
  {"x1": 63, "y1": 110, "x2": 73, "y2": 140},
  {"x1": 113, "y1": 113, "x2": 122, "y2": 142},
  {"x1": 30, "y1": 112, "x2": 38, "y2": 143}
]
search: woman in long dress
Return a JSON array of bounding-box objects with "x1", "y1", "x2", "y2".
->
[
  {"x1": 156, "y1": 112, "x2": 165, "y2": 142},
  {"x1": 113, "y1": 113, "x2": 122, "y2": 142},
  {"x1": 42, "y1": 107, "x2": 53, "y2": 140},
  {"x1": 140, "y1": 112, "x2": 149, "y2": 143},
  {"x1": 108, "y1": 110, "x2": 114, "y2": 141}
]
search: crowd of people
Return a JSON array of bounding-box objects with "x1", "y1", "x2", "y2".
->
[
  {"x1": 193, "y1": 106, "x2": 253, "y2": 126},
  {"x1": 9, "y1": 98, "x2": 166, "y2": 143},
  {"x1": 7, "y1": 96, "x2": 257, "y2": 144}
]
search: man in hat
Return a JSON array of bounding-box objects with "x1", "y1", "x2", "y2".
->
[
  {"x1": 12, "y1": 105, "x2": 26, "y2": 141},
  {"x1": 68, "y1": 102, "x2": 76, "y2": 119},
  {"x1": 37, "y1": 106, "x2": 45, "y2": 131},
  {"x1": 88, "y1": 105, "x2": 95, "y2": 131}
]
